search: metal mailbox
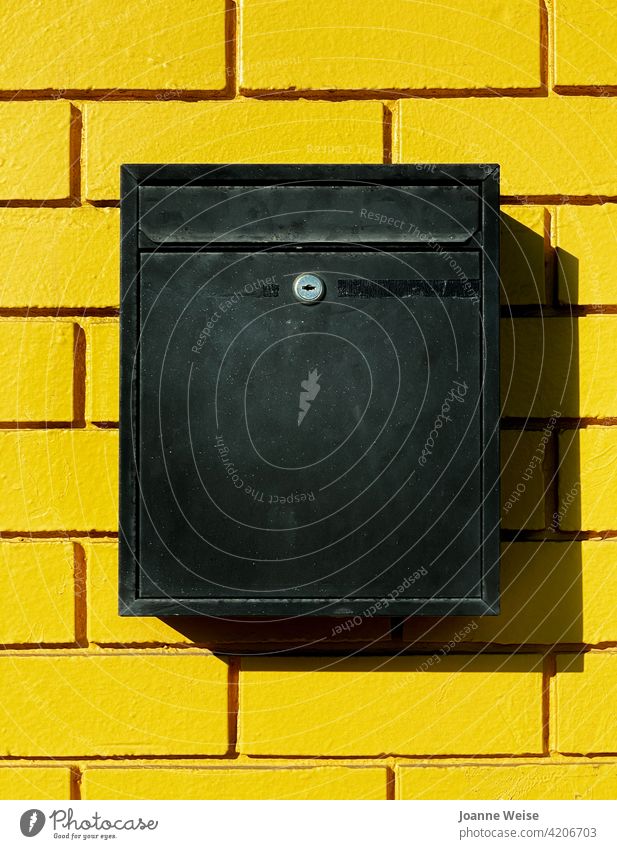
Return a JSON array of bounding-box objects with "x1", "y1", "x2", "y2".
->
[{"x1": 119, "y1": 164, "x2": 500, "y2": 617}]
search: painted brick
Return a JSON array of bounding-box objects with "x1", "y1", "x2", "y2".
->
[
  {"x1": 397, "y1": 761, "x2": 617, "y2": 800},
  {"x1": 0, "y1": 653, "x2": 228, "y2": 756},
  {"x1": 404, "y1": 541, "x2": 617, "y2": 646},
  {"x1": 553, "y1": 653, "x2": 617, "y2": 754},
  {"x1": 501, "y1": 431, "x2": 547, "y2": 530},
  {"x1": 0, "y1": 102, "x2": 70, "y2": 199},
  {"x1": 85, "y1": 541, "x2": 392, "y2": 646},
  {"x1": 239, "y1": 656, "x2": 543, "y2": 756},
  {"x1": 240, "y1": 0, "x2": 541, "y2": 92},
  {"x1": 0, "y1": 767, "x2": 72, "y2": 800},
  {"x1": 0, "y1": 541, "x2": 74, "y2": 645},
  {"x1": 554, "y1": 2, "x2": 617, "y2": 87},
  {"x1": 558, "y1": 429, "x2": 616, "y2": 531},
  {"x1": 82, "y1": 765, "x2": 387, "y2": 800},
  {"x1": 0, "y1": 430, "x2": 118, "y2": 532},
  {"x1": 398, "y1": 97, "x2": 617, "y2": 196},
  {"x1": 501, "y1": 317, "x2": 617, "y2": 418},
  {"x1": 85, "y1": 321, "x2": 119, "y2": 422},
  {"x1": 500, "y1": 206, "x2": 547, "y2": 305},
  {"x1": 556, "y1": 205, "x2": 617, "y2": 305},
  {"x1": 83, "y1": 100, "x2": 384, "y2": 199},
  {"x1": 0, "y1": 208, "x2": 119, "y2": 308},
  {"x1": 0, "y1": 0, "x2": 226, "y2": 91},
  {"x1": 86, "y1": 541, "x2": 195, "y2": 645},
  {"x1": 0, "y1": 321, "x2": 74, "y2": 422}
]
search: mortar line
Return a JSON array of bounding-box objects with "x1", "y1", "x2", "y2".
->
[
  {"x1": 540, "y1": 0, "x2": 550, "y2": 93},
  {"x1": 73, "y1": 541, "x2": 88, "y2": 648},
  {"x1": 542, "y1": 653, "x2": 557, "y2": 754},
  {"x1": 227, "y1": 657, "x2": 239, "y2": 757},
  {"x1": 72, "y1": 323, "x2": 86, "y2": 427},
  {"x1": 382, "y1": 103, "x2": 393, "y2": 165},
  {"x1": 69, "y1": 104, "x2": 82, "y2": 206}
]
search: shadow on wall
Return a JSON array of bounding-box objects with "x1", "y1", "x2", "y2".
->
[{"x1": 124, "y1": 214, "x2": 584, "y2": 665}]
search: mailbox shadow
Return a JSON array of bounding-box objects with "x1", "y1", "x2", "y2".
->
[
  {"x1": 404, "y1": 218, "x2": 584, "y2": 665},
  {"x1": 151, "y1": 216, "x2": 584, "y2": 662}
]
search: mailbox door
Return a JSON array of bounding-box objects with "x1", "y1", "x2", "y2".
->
[{"x1": 120, "y1": 165, "x2": 499, "y2": 616}]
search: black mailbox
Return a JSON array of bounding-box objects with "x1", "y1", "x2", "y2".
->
[{"x1": 119, "y1": 164, "x2": 500, "y2": 618}]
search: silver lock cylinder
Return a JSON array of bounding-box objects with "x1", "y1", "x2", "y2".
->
[{"x1": 292, "y1": 273, "x2": 325, "y2": 303}]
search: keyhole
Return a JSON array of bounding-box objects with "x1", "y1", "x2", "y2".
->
[{"x1": 293, "y1": 273, "x2": 325, "y2": 303}]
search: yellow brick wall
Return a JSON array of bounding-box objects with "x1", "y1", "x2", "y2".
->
[{"x1": 0, "y1": 0, "x2": 615, "y2": 802}]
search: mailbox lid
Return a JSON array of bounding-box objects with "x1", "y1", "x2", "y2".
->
[
  {"x1": 138, "y1": 182, "x2": 480, "y2": 245},
  {"x1": 120, "y1": 164, "x2": 500, "y2": 617}
]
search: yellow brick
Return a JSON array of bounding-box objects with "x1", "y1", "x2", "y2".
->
[
  {"x1": 398, "y1": 761, "x2": 617, "y2": 800},
  {"x1": 85, "y1": 541, "x2": 392, "y2": 646},
  {"x1": 86, "y1": 541, "x2": 194, "y2": 644},
  {"x1": 0, "y1": 321, "x2": 74, "y2": 422},
  {"x1": 0, "y1": 206, "x2": 120, "y2": 307},
  {"x1": 240, "y1": 0, "x2": 541, "y2": 91},
  {"x1": 0, "y1": 102, "x2": 70, "y2": 199},
  {"x1": 558, "y1": 428, "x2": 617, "y2": 531},
  {"x1": 0, "y1": 767, "x2": 72, "y2": 800},
  {"x1": 0, "y1": 541, "x2": 75, "y2": 644},
  {"x1": 404, "y1": 542, "x2": 617, "y2": 646},
  {"x1": 556, "y1": 205, "x2": 617, "y2": 305},
  {"x1": 398, "y1": 97, "x2": 617, "y2": 196},
  {"x1": 0, "y1": 207, "x2": 119, "y2": 308},
  {"x1": 502, "y1": 317, "x2": 617, "y2": 418},
  {"x1": 85, "y1": 321, "x2": 119, "y2": 422},
  {"x1": 554, "y1": 2, "x2": 617, "y2": 87},
  {"x1": 0, "y1": 653, "x2": 228, "y2": 756},
  {"x1": 239, "y1": 656, "x2": 543, "y2": 756},
  {"x1": 553, "y1": 653, "x2": 617, "y2": 754},
  {"x1": 500, "y1": 206, "x2": 547, "y2": 305},
  {"x1": 83, "y1": 100, "x2": 384, "y2": 199},
  {"x1": 82, "y1": 765, "x2": 386, "y2": 800},
  {"x1": 0, "y1": 1, "x2": 226, "y2": 91},
  {"x1": 0, "y1": 430, "x2": 118, "y2": 531},
  {"x1": 501, "y1": 431, "x2": 547, "y2": 530}
]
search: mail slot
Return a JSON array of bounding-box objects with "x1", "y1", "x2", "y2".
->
[{"x1": 119, "y1": 164, "x2": 500, "y2": 617}]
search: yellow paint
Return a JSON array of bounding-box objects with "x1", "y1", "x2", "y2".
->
[
  {"x1": 0, "y1": 208, "x2": 119, "y2": 308},
  {"x1": 0, "y1": 1, "x2": 226, "y2": 91},
  {"x1": 0, "y1": 430, "x2": 118, "y2": 531},
  {"x1": 501, "y1": 317, "x2": 617, "y2": 418},
  {"x1": 239, "y1": 656, "x2": 543, "y2": 756},
  {"x1": 0, "y1": 767, "x2": 72, "y2": 800},
  {"x1": 85, "y1": 541, "x2": 197, "y2": 645},
  {"x1": 398, "y1": 97, "x2": 617, "y2": 195},
  {"x1": 0, "y1": 102, "x2": 71, "y2": 199},
  {"x1": 85, "y1": 320, "x2": 119, "y2": 422},
  {"x1": 554, "y1": 2, "x2": 617, "y2": 87},
  {"x1": 555, "y1": 205, "x2": 617, "y2": 305},
  {"x1": 500, "y1": 206, "x2": 547, "y2": 305},
  {"x1": 0, "y1": 1, "x2": 614, "y2": 802},
  {"x1": 0, "y1": 653, "x2": 229, "y2": 756},
  {"x1": 82, "y1": 765, "x2": 387, "y2": 800},
  {"x1": 553, "y1": 653, "x2": 617, "y2": 754},
  {"x1": 404, "y1": 542, "x2": 617, "y2": 646},
  {"x1": 83, "y1": 100, "x2": 384, "y2": 199},
  {"x1": 0, "y1": 320, "x2": 75, "y2": 421},
  {"x1": 240, "y1": 0, "x2": 541, "y2": 91},
  {"x1": 0, "y1": 541, "x2": 75, "y2": 644},
  {"x1": 558, "y1": 428, "x2": 617, "y2": 531},
  {"x1": 398, "y1": 761, "x2": 617, "y2": 800}
]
